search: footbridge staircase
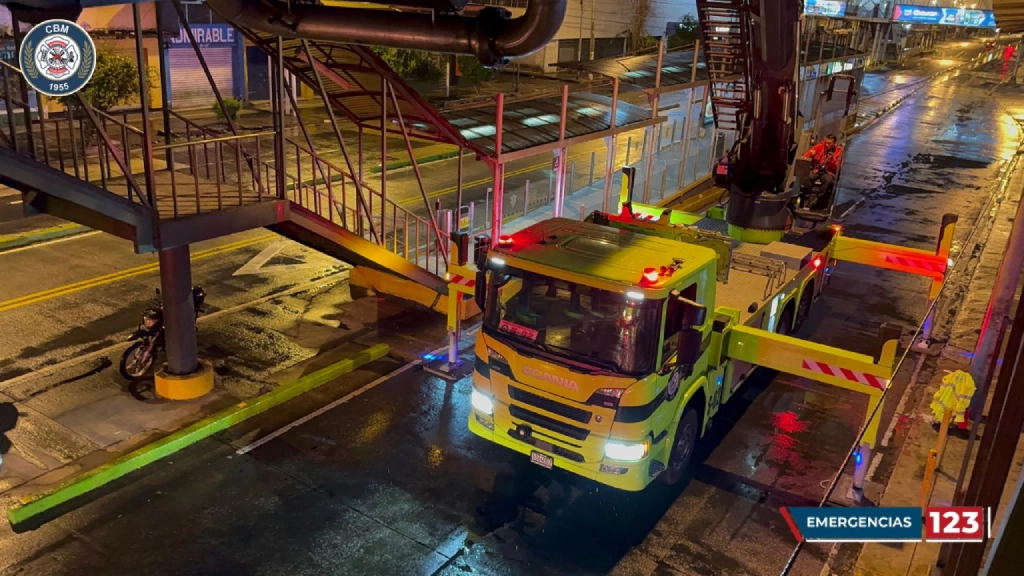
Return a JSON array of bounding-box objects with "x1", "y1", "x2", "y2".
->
[{"x1": 0, "y1": 36, "x2": 458, "y2": 294}]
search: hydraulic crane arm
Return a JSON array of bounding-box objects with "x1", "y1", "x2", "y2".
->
[{"x1": 697, "y1": 0, "x2": 803, "y2": 235}]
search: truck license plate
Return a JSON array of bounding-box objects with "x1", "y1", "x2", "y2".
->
[{"x1": 530, "y1": 451, "x2": 553, "y2": 469}]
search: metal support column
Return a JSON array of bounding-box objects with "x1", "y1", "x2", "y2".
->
[
  {"x1": 273, "y1": 36, "x2": 286, "y2": 197},
  {"x1": 380, "y1": 80, "x2": 389, "y2": 244},
  {"x1": 943, "y1": 279, "x2": 1024, "y2": 576},
  {"x1": 966, "y1": 182, "x2": 1024, "y2": 422},
  {"x1": 491, "y1": 162, "x2": 506, "y2": 242},
  {"x1": 10, "y1": 15, "x2": 35, "y2": 158},
  {"x1": 154, "y1": 3, "x2": 174, "y2": 169},
  {"x1": 678, "y1": 44, "x2": 701, "y2": 188},
  {"x1": 553, "y1": 85, "x2": 569, "y2": 218},
  {"x1": 159, "y1": 245, "x2": 199, "y2": 376},
  {"x1": 601, "y1": 79, "x2": 620, "y2": 213},
  {"x1": 133, "y1": 4, "x2": 158, "y2": 211},
  {"x1": 642, "y1": 40, "x2": 664, "y2": 204},
  {"x1": 456, "y1": 148, "x2": 464, "y2": 224},
  {"x1": 983, "y1": 447, "x2": 1024, "y2": 574}
]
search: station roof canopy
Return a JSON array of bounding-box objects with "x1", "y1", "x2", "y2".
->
[
  {"x1": 555, "y1": 42, "x2": 869, "y2": 95},
  {"x1": 439, "y1": 92, "x2": 662, "y2": 163},
  {"x1": 554, "y1": 47, "x2": 708, "y2": 95}
]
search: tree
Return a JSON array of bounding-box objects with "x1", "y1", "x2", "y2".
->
[
  {"x1": 456, "y1": 56, "x2": 495, "y2": 92},
  {"x1": 69, "y1": 52, "x2": 144, "y2": 111},
  {"x1": 625, "y1": 0, "x2": 656, "y2": 52},
  {"x1": 668, "y1": 14, "x2": 700, "y2": 49},
  {"x1": 371, "y1": 47, "x2": 444, "y2": 83}
]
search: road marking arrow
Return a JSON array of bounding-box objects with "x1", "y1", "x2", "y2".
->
[{"x1": 232, "y1": 241, "x2": 325, "y2": 276}]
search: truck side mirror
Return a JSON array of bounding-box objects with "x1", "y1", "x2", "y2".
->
[
  {"x1": 475, "y1": 269, "x2": 486, "y2": 312},
  {"x1": 677, "y1": 297, "x2": 707, "y2": 328},
  {"x1": 676, "y1": 329, "x2": 703, "y2": 367}
]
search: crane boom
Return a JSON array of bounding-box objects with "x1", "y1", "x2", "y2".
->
[{"x1": 697, "y1": 0, "x2": 804, "y2": 239}]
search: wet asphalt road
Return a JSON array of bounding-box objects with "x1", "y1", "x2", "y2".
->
[{"x1": 0, "y1": 47, "x2": 1019, "y2": 576}]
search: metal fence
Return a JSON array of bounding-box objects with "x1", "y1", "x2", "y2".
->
[{"x1": 439, "y1": 115, "x2": 732, "y2": 241}]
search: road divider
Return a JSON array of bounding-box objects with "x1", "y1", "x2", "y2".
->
[
  {"x1": 0, "y1": 233, "x2": 277, "y2": 314},
  {"x1": 6, "y1": 342, "x2": 390, "y2": 528}
]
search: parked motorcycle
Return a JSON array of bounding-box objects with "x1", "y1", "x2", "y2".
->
[{"x1": 119, "y1": 286, "x2": 206, "y2": 380}]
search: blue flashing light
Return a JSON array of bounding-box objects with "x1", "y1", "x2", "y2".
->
[
  {"x1": 855, "y1": 450, "x2": 863, "y2": 466},
  {"x1": 423, "y1": 354, "x2": 438, "y2": 361}
]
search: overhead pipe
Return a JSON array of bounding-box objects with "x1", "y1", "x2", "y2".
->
[{"x1": 206, "y1": 0, "x2": 567, "y2": 67}]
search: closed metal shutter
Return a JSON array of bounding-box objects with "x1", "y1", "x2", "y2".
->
[{"x1": 168, "y1": 46, "x2": 234, "y2": 109}]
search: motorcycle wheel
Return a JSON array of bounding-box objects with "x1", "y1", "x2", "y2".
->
[{"x1": 120, "y1": 341, "x2": 155, "y2": 380}]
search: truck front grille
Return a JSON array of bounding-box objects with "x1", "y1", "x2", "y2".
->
[
  {"x1": 506, "y1": 429, "x2": 586, "y2": 462},
  {"x1": 507, "y1": 385, "x2": 593, "y2": 424},
  {"x1": 509, "y1": 404, "x2": 590, "y2": 441}
]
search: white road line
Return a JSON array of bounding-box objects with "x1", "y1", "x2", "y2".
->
[
  {"x1": 0, "y1": 274, "x2": 346, "y2": 392},
  {"x1": 234, "y1": 342, "x2": 449, "y2": 456},
  {"x1": 0, "y1": 230, "x2": 101, "y2": 255}
]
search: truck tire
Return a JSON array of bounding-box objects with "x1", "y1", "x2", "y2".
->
[
  {"x1": 662, "y1": 407, "x2": 699, "y2": 486},
  {"x1": 794, "y1": 289, "x2": 813, "y2": 333}
]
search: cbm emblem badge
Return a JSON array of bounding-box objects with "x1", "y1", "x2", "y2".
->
[{"x1": 19, "y1": 19, "x2": 96, "y2": 98}]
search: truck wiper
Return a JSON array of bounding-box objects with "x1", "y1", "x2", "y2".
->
[{"x1": 541, "y1": 344, "x2": 621, "y2": 375}]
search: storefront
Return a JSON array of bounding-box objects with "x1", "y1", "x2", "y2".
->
[{"x1": 164, "y1": 23, "x2": 244, "y2": 109}]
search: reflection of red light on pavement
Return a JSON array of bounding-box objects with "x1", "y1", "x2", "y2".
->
[{"x1": 771, "y1": 411, "x2": 808, "y2": 434}]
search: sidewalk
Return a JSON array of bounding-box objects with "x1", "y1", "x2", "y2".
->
[
  {"x1": 0, "y1": 272, "x2": 452, "y2": 526},
  {"x1": 847, "y1": 129, "x2": 1024, "y2": 576}
]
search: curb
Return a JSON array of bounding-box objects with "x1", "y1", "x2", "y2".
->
[
  {"x1": 0, "y1": 224, "x2": 91, "y2": 252},
  {"x1": 6, "y1": 343, "x2": 390, "y2": 527}
]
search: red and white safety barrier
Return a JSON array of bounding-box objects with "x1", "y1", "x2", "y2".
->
[
  {"x1": 802, "y1": 359, "x2": 888, "y2": 390},
  {"x1": 885, "y1": 254, "x2": 945, "y2": 274},
  {"x1": 449, "y1": 274, "x2": 476, "y2": 289}
]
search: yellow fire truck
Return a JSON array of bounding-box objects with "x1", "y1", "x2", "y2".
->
[{"x1": 451, "y1": 177, "x2": 955, "y2": 492}]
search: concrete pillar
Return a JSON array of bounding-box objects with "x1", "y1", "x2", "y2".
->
[{"x1": 155, "y1": 245, "x2": 214, "y2": 400}]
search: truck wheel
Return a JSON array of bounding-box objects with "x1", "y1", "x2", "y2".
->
[
  {"x1": 662, "y1": 407, "x2": 699, "y2": 486},
  {"x1": 794, "y1": 289, "x2": 813, "y2": 333},
  {"x1": 777, "y1": 307, "x2": 794, "y2": 337}
]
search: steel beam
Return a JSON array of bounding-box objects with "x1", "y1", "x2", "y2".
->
[
  {"x1": 387, "y1": 85, "x2": 448, "y2": 266},
  {"x1": 301, "y1": 39, "x2": 376, "y2": 242},
  {"x1": 133, "y1": 4, "x2": 159, "y2": 222}
]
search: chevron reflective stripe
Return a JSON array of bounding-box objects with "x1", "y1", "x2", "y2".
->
[
  {"x1": 801, "y1": 359, "x2": 887, "y2": 390},
  {"x1": 885, "y1": 254, "x2": 945, "y2": 274},
  {"x1": 449, "y1": 274, "x2": 476, "y2": 288}
]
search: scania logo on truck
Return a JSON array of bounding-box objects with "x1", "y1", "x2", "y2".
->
[{"x1": 522, "y1": 366, "x2": 578, "y2": 392}]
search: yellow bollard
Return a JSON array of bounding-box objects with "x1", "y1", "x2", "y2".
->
[{"x1": 921, "y1": 449, "x2": 939, "y2": 508}]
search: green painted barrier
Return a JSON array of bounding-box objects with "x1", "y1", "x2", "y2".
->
[{"x1": 7, "y1": 343, "x2": 390, "y2": 527}]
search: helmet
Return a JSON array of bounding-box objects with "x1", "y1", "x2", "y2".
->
[{"x1": 192, "y1": 286, "x2": 206, "y2": 306}]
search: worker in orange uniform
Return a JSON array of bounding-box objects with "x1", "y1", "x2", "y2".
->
[{"x1": 803, "y1": 134, "x2": 843, "y2": 194}]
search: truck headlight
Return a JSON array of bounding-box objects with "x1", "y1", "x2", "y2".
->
[
  {"x1": 471, "y1": 389, "x2": 494, "y2": 415},
  {"x1": 604, "y1": 440, "x2": 649, "y2": 462}
]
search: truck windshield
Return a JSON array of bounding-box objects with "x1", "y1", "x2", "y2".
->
[{"x1": 483, "y1": 266, "x2": 661, "y2": 376}]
